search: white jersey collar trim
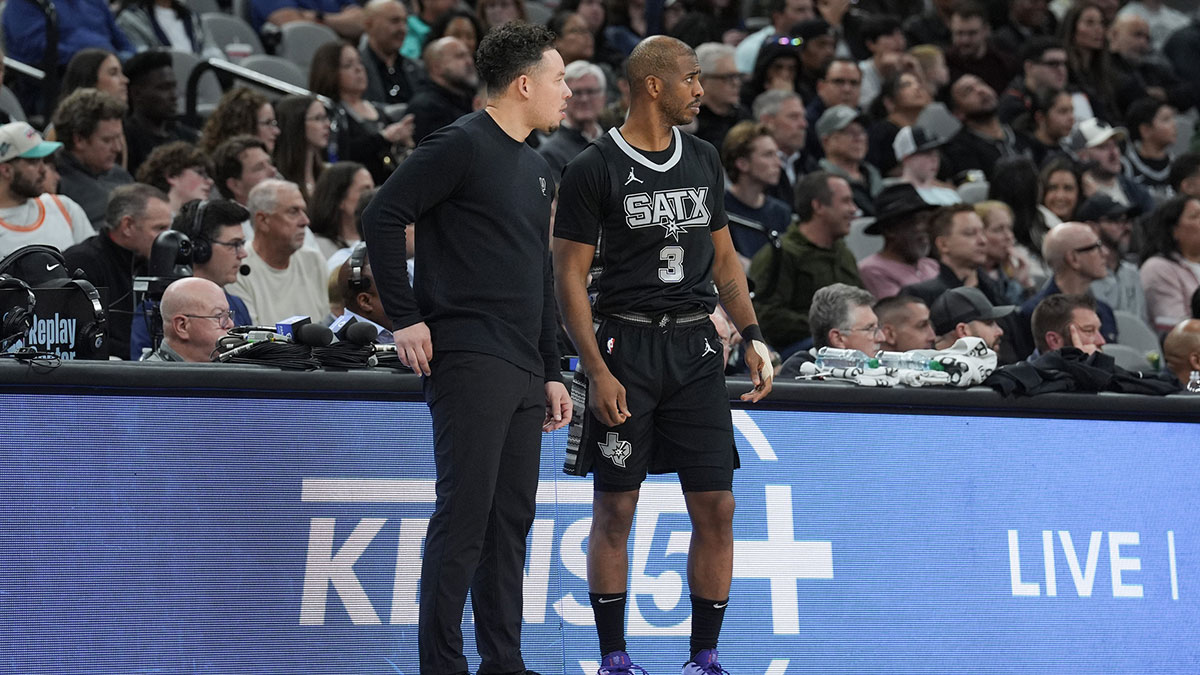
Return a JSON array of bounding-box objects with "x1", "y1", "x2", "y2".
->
[{"x1": 608, "y1": 126, "x2": 682, "y2": 172}]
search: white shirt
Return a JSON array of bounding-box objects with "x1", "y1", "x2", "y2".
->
[
  {"x1": 228, "y1": 244, "x2": 330, "y2": 325},
  {"x1": 0, "y1": 194, "x2": 94, "y2": 258},
  {"x1": 153, "y1": 5, "x2": 192, "y2": 51}
]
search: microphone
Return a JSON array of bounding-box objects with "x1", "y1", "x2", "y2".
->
[
  {"x1": 239, "y1": 265, "x2": 251, "y2": 275},
  {"x1": 344, "y1": 321, "x2": 379, "y2": 346},
  {"x1": 294, "y1": 322, "x2": 333, "y2": 347}
]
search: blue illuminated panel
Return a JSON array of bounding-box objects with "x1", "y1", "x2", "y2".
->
[{"x1": 1, "y1": 396, "x2": 1197, "y2": 674}]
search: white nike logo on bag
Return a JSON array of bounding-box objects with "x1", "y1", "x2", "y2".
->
[{"x1": 45, "y1": 263, "x2": 59, "y2": 271}]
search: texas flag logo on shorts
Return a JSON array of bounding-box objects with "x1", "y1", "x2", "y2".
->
[{"x1": 598, "y1": 432, "x2": 632, "y2": 468}]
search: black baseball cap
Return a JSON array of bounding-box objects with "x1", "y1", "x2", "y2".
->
[
  {"x1": 930, "y1": 287, "x2": 1015, "y2": 335},
  {"x1": 1075, "y1": 193, "x2": 1132, "y2": 223}
]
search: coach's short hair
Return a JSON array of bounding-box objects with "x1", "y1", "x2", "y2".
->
[
  {"x1": 476, "y1": 22, "x2": 557, "y2": 95},
  {"x1": 1031, "y1": 293, "x2": 1095, "y2": 353},
  {"x1": 103, "y1": 183, "x2": 168, "y2": 232},
  {"x1": 810, "y1": 283, "x2": 876, "y2": 349}
]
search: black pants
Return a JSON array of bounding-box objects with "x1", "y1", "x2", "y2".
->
[{"x1": 419, "y1": 351, "x2": 544, "y2": 675}]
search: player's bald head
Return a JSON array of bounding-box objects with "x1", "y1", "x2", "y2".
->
[{"x1": 626, "y1": 35, "x2": 695, "y2": 98}]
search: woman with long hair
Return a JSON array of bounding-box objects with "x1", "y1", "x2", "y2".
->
[
  {"x1": 59, "y1": 49, "x2": 128, "y2": 106},
  {"x1": 272, "y1": 95, "x2": 329, "y2": 204},
  {"x1": 1140, "y1": 195, "x2": 1200, "y2": 333},
  {"x1": 308, "y1": 161, "x2": 375, "y2": 259},
  {"x1": 989, "y1": 156, "x2": 1052, "y2": 284},
  {"x1": 309, "y1": 41, "x2": 414, "y2": 184},
  {"x1": 1039, "y1": 156, "x2": 1081, "y2": 227},
  {"x1": 426, "y1": 9, "x2": 485, "y2": 54},
  {"x1": 1059, "y1": 1, "x2": 1113, "y2": 121},
  {"x1": 866, "y1": 70, "x2": 931, "y2": 176},
  {"x1": 559, "y1": 0, "x2": 622, "y2": 69},
  {"x1": 549, "y1": 11, "x2": 595, "y2": 64},
  {"x1": 198, "y1": 87, "x2": 280, "y2": 155}
]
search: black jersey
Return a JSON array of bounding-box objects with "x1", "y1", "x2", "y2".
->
[{"x1": 555, "y1": 126, "x2": 728, "y2": 316}]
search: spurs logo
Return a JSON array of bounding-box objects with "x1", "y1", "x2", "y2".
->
[{"x1": 598, "y1": 432, "x2": 632, "y2": 468}]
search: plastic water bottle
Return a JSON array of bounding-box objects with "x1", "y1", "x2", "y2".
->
[
  {"x1": 1188, "y1": 371, "x2": 1200, "y2": 393},
  {"x1": 814, "y1": 347, "x2": 878, "y2": 369},
  {"x1": 876, "y1": 351, "x2": 944, "y2": 371}
]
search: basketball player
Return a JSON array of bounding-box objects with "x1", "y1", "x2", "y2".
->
[
  {"x1": 553, "y1": 35, "x2": 774, "y2": 675},
  {"x1": 361, "y1": 23, "x2": 572, "y2": 675}
]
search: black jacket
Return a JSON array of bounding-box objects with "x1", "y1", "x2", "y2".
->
[
  {"x1": 63, "y1": 232, "x2": 144, "y2": 360},
  {"x1": 407, "y1": 80, "x2": 475, "y2": 145}
]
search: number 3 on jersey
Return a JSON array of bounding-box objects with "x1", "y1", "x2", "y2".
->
[{"x1": 659, "y1": 245, "x2": 684, "y2": 283}]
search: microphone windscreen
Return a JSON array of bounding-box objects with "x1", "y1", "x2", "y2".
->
[
  {"x1": 344, "y1": 321, "x2": 380, "y2": 346},
  {"x1": 295, "y1": 322, "x2": 334, "y2": 347},
  {"x1": 239, "y1": 265, "x2": 251, "y2": 275}
]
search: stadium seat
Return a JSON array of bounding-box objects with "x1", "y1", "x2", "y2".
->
[
  {"x1": 1113, "y1": 309, "x2": 1162, "y2": 361},
  {"x1": 1103, "y1": 343, "x2": 1155, "y2": 373},
  {"x1": 170, "y1": 49, "x2": 223, "y2": 118},
  {"x1": 278, "y1": 22, "x2": 339, "y2": 73},
  {"x1": 845, "y1": 216, "x2": 883, "y2": 261},
  {"x1": 187, "y1": 0, "x2": 221, "y2": 16},
  {"x1": 239, "y1": 54, "x2": 308, "y2": 90},
  {"x1": 202, "y1": 13, "x2": 264, "y2": 56},
  {"x1": 0, "y1": 86, "x2": 27, "y2": 122}
]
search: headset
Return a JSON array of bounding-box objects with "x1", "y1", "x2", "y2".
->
[
  {"x1": 348, "y1": 241, "x2": 370, "y2": 293},
  {"x1": 0, "y1": 274, "x2": 36, "y2": 351},
  {"x1": 185, "y1": 199, "x2": 212, "y2": 264}
]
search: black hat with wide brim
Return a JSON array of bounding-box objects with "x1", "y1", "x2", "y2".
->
[{"x1": 865, "y1": 183, "x2": 939, "y2": 235}]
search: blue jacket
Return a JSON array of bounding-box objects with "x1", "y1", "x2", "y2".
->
[{"x1": 2, "y1": 0, "x2": 133, "y2": 66}]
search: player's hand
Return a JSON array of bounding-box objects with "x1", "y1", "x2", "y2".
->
[
  {"x1": 589, "y1": 372, "x2": 631, "y2": 427},
  {"x1": 395, "y1": 321, "x2": 433, "y2": 375},
  {"x1": 741, "y1": 339, "x2": 774, "y2": 402},
  {"x1": 543, "y1": 381, "x2": 572, "y2": 432}
]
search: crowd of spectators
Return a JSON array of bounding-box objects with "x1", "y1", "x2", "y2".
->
[{"x1": 0, "y1": 0, "x2": 1199, "y2": 383}]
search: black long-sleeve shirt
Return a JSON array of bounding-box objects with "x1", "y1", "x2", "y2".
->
[{"x1": 361, "y1": 109, "x2": 561, "y2": 381}]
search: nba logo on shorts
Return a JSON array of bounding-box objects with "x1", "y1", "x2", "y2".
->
[
  {"x1": 606, "y1": 337, "x2": 615, "y2": 354},
  {"x1": 539, "y1": 177, "x2": 547, "y2": 196}
]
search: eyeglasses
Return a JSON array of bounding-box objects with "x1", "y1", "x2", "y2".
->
[
  {"x1": 183, "y1": 310, "x2": 235, "y2": 327},
  {"x1": 704, "y1": 72, "x2": 744, "y2": 83},
  {"x1": 211, "y1": 239, "x2": 247, "y2": 251},
  {"x1": 1073, "y1": 241, "x2": 1105, "y2": 254},
  {"x1": 258, "y1": 118, "x2": 279, "y2": 128},
  {"x1": 839, "y1": 323, "x2": 882, "y2": 337}
]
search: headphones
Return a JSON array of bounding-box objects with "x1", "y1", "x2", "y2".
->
[
  {"x1": 349, "y1": 242, "x2": 370, "y2": 293},
  {"x1": 186, "y1": 199, "x2": 212, "y2": 264},
  {"x1": 36, "y1": 276, "x2": 107, "y2": 354},
  {"x1": 0, "y1": 274, "x2": 36, "y2": 351}
]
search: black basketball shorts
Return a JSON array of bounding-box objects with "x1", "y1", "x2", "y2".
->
[{"x1": 563, "y1": 311, "x2": 739, "y2": 493}]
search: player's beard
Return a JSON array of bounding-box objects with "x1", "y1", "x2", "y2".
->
[{"x1": 664, "y1": 95, "x2": 699, "y2": 128}]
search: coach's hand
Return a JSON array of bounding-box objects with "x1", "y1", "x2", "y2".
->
[
  {"x1": 543, "y1": 381, "x2": 572, "y2": 432},
  {"x1": 395, "y1": 321, "x2": 433, "y2": 375},
  {"x1": 589, "y1": 371, "x2": 631, "y2": 427},
  {"x1": 741, "y1": 339, "x2": 774, "y2": 402}
]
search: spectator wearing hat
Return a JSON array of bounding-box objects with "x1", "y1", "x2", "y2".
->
[
  {"x1": 1122, "y1": 98, "x2": 1177, "y2": 205},
  {"x1": 893, "y1": 125, "x2": 959, "y2": 205},
  {"x1": 815, "y1": 104, "x2": 881, "y2": 217},
  {"x1": 1162, "y1": 318, "x2": 1200, "y2": 385},
  {"x1": 1078, "y1": 193, "x2": 1148, "y2": 323},
  {"x1": 1014, "y1": 221, "x2": 1119, "y2": 359},
  {"x1": 930, "y1": 285, "x2": 1014, "y2": 351},
  {"x1": 858, "y1": 183, "x2": 940, "y2": 298},
  {"x1": 940, "y1": 74, "x2": 1029, "y2": 182},
  {"x1": 794, "y1": 19, "x2": 839, "y2": 105},
  {"x1": 722, "y1": 121, "x2": 791, "y2": 269},
  {"x1": 749, "y1": 171, "x2": 863, "y2": 353},
  {"x1": 875, "y1": 294, "x2": 935, "y2": 351},
  {"x1": 694, "y1": 43, "x2": 752, "y2": 151},
  {"x1": 945, "y1": 1, "x2": 1017, "y2": 99},
  {"x1": 735, "y1": 0, "x2": 817, "y2": 73},
  {"x1": 1068, "y1": 117, "x2": 1155, "y2": 218},
  {"x1": 54, "y1": 89, "x2": 135, "y2": 230},
  {"x1": 996, "y1": 37, "x2": 1070, "y2": 125},
  {"x1": 0, "y1": 122, "x2": 93, "y2": 257}
]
